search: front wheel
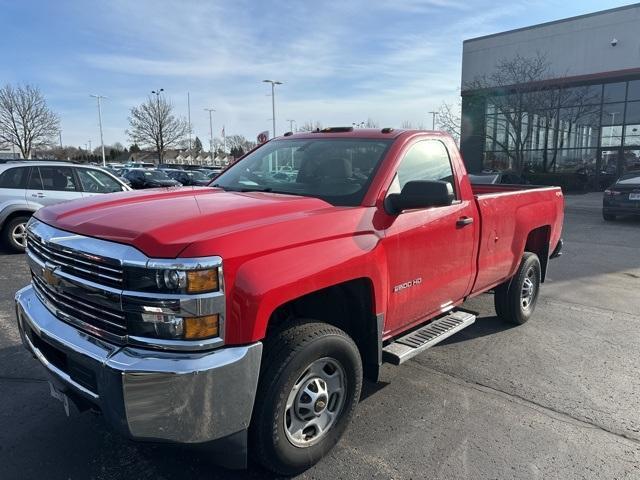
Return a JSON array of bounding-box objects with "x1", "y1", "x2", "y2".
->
[
  {"x1": 250, "y1": 321, "x2": 362, "y2": 476},
  {"x1": 2, "y1": 215, "x2": 30, "y2": 253},
  {"x1": 603, "y1": 212, "x2": 616, "y2": 221},
  {"x1": 494, "y1": 252, "x2": 541, "y2": 325}
]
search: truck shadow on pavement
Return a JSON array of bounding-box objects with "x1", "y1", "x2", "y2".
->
[{"x1": 438, "y1": 313, "x2": 517, "y2": 346}]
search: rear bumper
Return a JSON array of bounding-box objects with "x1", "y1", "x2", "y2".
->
[
  {"x1": 602, "y1": 206, "x2": 640, "y2": 216},
  {"x1": 15, "y1": 284, "x2": 262, "y2": 444}
]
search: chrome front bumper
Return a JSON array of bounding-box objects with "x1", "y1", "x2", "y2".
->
[{"x1": 15, "y1": 285, "x2": 262, "y2": 444}]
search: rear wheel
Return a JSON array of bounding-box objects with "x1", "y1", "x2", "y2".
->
[
  {"x1": 494, "y1": 252, "x2": 541, "y2": 325},
  {"x1": 250, "y1": 321, "x2": 362, "y2": 476},
  {"x1": 2, "y1": 215, "x2": 29, "y2": 253},
  {"x1": 603, "y1": 212, "x2": 616, "y2": 221}
]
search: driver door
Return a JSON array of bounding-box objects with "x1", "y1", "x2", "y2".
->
[{"x1": 381, "y1": 140, "x2": 477, "y2": 336}]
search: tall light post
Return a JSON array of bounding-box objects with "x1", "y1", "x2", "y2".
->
[
  {"x1": 88, "y1": 139, "x2": 92, "y2": 155},
  {"x1": 204, "y1": 108, "x2": 215, "y2": 159},
  {"x1": 90, "y1": 94, "x2": 107, "y2": 166},
  {"x1": 263, "y1": 80, "x2": 283, "y2": 138},
  {"x1": 429, "y1": 111, "x2": 438, "y2": 130},
  {"x1": 151, "y1": 89, "x2": 164, "y2": 163},
  {"x1": 187, "y1": 92, "x2": 192, "y2": 152}
]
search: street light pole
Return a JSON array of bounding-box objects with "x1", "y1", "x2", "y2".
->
[
  {"x1": 90, "y1": 94, "x2": 107, "y2": 166},
  {"x1": 263, "y1": 80, "x2": 283, "y2": 138},
  {"x1": 187, "y1": 92, "x2": 192, "y2": 152},
  {"x1": 429, "y1": 111, "x2": 438, "y2": 130},
  {"x1": 151, "y1": 89, "x2": 164, "y2": 164},
  {"x1": 204, "y1": 108, "x2": 215, "y2": 159}
]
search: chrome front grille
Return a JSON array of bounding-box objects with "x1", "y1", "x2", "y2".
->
[
  {"x1": 32, "y1": 273, "x2": 127, "y2": 336},
  {"x1": 25, "y1": 218, "x2": 225, "y2": 351},
  {"x1": 27, "y1": 231, "x2": 124, "y2": 289}
]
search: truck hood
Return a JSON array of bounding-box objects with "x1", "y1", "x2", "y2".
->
[{"x1": 35, "y1": 187, "x2": 346, "y2": 258}]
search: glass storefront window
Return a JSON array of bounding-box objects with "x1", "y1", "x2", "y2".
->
[
  {"x1": 603, "y1": 82, "x2": 627, "y2": 103},
  {"x1": 601, "y1": 126, "x2": 623, "y2": 147},
  {"x1": 627, "y1": 80, "x2": 640, "y2": 102},
  {"x1": 623, "y1": 149, "x2": 640, "y2": 172},
  {"x1": 485, "y1": 115, "x2": 495, "y2": 150},
  {"x1": 625, "y1": 101, "x2": 640, "y2": 124},
  {"x1": 562, "y1": 85, "x2": 602, "y2": 106},
  {"x1": 602, "y1": 103, "x2": 625, "y2": 126},
  {"x1": 624, "y1": 125, "x2": 640, "y2": 146}
]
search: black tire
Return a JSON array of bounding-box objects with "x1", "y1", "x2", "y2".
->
[
  {"x1": 603, "y1": 212, "x2": 616, "y2": 221},
  {"x1": 2, "y1": 215, "x2": 29, "y2": 253},
  {"x1": 250, "y1": 321, "x2": 363, "y2": 476},
  {"x1": 494, "y1": 252, "x2": 541, "y2": 325}
]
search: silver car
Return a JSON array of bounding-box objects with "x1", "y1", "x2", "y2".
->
[{"x1": 0, "y1": 161, "x2": 131, "y2": 252}]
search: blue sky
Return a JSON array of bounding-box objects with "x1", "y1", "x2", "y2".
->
[{"x1": 0, "y1": 0, "x2": 634, "y2": 149}]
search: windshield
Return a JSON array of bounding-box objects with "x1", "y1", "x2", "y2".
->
[
  {"x1": 212, "y1": 138, "x2": 393, "y2": 206},
  {"x1": 187, "y1": 171, "x2": 209, "y2": 181},
  {"x1": 143, "y1": 170, "x2": 172, "y2": 180}
]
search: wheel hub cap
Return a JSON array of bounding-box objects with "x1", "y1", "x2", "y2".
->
[
  {"x1": 521, "y1": 267, "x2": 536, "y2": 310},
  {"x1": 284, "y1": 357, "x2": 346, "y2": 448},
  {"x1": 12, "y1": 223, "x2": 27, "y2": 248}
]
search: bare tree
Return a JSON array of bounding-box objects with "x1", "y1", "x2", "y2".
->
[
  {"x1": 225, "y1": 134, "x2": 255, "y2": 156},
  {"x1": 298, "y1": 121, "x2": 323, "y2": 132},
  {"x1": 436, "y1": 102, "x2": 462, "y2": 144},
  {"x1": 365, "y1": 118, "x2": 379, "y2": 128},
  {"x1": 127, "y1": 95, "x2": 187, "y2": 164},
  {"x1": 0, "y1": 84, "x2": 60, "y2": 159},
  {"x1": 464, "y1": 53, "x2": 598, "y2": 172}
]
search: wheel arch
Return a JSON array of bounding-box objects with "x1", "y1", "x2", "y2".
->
[
  {"x1": 524, "y1": 225, "x2": 551, "y2": 282},
  {"x1": 265, "y1": 278, "x2": 383, "y2": 381}
]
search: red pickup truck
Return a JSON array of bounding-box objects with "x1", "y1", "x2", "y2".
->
[{"x1": 15, "y1": 128, "x2": 563, "y2": 475}]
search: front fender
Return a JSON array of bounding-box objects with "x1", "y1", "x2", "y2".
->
[{"x1": 224, "y1": 234, "x2": 387, "y2": 344}]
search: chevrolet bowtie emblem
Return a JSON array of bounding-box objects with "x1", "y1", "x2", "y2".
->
[{"x1": 43, "y1": 264, "x2": 60, "y2": 287}]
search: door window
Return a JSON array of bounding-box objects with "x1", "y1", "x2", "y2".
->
[
  {"x1": 0, "y1": 167, "x2": 29, "y2": 189},
  {"x1": 38, "y1": 166, "x2": 78, "y2": 191},
  {"x1": 77, "y1": 168, "x2": 123, "y2": 193},
  {"x1": 27, "y1": 168, "x2": 43, "y2": 189},
  {"x1": 388, "y1": 140, "x2": 456, "y2": 197}
]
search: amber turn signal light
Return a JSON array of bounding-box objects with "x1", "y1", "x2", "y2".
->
[
  {"x1": 186, "y1": 268, "x2": 219, "y2": 293},
  {"x1": 184, "y1": 314, "x2": 220, "y2": 339}
]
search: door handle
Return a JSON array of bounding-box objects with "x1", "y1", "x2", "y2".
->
[{"x1": 456, "y1": 216, "x2": 474, "y2": 227}]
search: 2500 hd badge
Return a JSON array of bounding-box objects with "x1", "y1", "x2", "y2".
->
[{"x1": 394, "y1": 277, "x2": 422, "y2": 293}]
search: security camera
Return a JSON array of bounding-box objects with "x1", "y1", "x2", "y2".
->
[{"x1": 611, "y1": 38, "x2": 618, "y2": 47}]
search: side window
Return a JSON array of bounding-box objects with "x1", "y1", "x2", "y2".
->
[
  {"x1": 77, "y1": 169, "x2": 123, "y2": 193},
  {"x1": 27, "y1": 167, "x2": 43, "y2": 189},
  {"x1": 0, "y1": 167, "x2": 29, "y2": 189},
  {"x1": 38, "y1": 166, "x2": 78, "y2": 191}
]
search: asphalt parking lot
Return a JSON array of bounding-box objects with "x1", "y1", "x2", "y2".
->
[{"x1": 1, "y1": 192, "x2": 639, "y2": 480}]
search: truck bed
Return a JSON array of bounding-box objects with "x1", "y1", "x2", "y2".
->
[{"x1": 469, "y1": 183, "x2": 564, "y2": 295}]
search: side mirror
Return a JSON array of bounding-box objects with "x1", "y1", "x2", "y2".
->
[{"x1": 385, "y1": 180, "x2": 454, "y2": 215}]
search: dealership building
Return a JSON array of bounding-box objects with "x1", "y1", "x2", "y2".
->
[{"x1": 460, "y1": 3, "x2": 640, "y2": 188}]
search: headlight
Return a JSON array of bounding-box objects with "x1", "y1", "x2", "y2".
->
[
  {"x1": 126, "y1": 266, "x2": 220, "y2": 294},
  {"x1": 130, "y1": 313, "x2": 220, "y2": 340}
]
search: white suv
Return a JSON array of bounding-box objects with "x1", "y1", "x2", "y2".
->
[{"x1": 0, "y1": 161, "x2": 131, "y2": 252}]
